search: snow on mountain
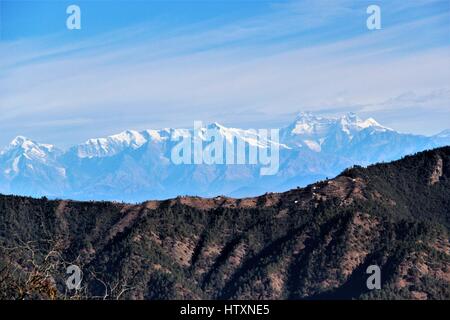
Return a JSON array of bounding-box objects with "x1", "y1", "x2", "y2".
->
[
  {"x1": 281, "y1": 112, "x2": 391, "y2": 152},
  {"x1": 73, "y1": 123, "x2": 288, "y2": 160},
  {"x1": 75, "y1": 130, "x2": 148, "y2": 158},
  {"x1": 199, "y1": 122, "x2": 289, "y2": 149},
  {"x1": 337, "y1": 112, "x2": 389, "y2": 134},
  {"x1": 143, "y1": 128, "x2": 172, "y2": 142},
  {"x1": 1, "y1": 136, "x2": 57, "y2": 159},
  {"x1": 292, "y1": 112, "x2": 389, "y2": 135},
  {"x1": 0, "y1": 136, "x2": 62, "y2": 174},
  {"x1": 0, "y1": 113, "x2": 448, "y2": 202},
  {"x1": 0, "y1": 136, "x2": 66, "y2": 196}
]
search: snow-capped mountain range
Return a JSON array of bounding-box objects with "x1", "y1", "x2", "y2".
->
[{"x1": 0, "y1": 112, "x2": 448, "y2": 202}]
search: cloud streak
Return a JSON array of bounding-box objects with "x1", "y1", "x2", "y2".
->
[{"x1": 0, "y1": 0, "x2": 449, "y2": 147}]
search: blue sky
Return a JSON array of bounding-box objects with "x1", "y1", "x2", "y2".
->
[{"x1": 0, "y1": 0, "x2": 449, "y2": 147}]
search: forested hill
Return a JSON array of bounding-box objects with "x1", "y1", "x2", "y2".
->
[{"x1": 1, "y1": 147, "x2": 449, "y2": 300}]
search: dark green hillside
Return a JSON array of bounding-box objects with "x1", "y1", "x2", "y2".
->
[{"x1": 0, "y1": 147, "x2": 449, "y2": 300}]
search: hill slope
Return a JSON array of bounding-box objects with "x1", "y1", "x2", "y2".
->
[{"x1": 0, "y1": 147, "x2": 449, "y2": 300}]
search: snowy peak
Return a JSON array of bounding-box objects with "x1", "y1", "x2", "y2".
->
[
  {"x1": 1, "y1": 136, "x2": 57, "y2": 159},
  {"x1": 109, "y1": 130, "x2": 147, "y2": 147},
  {"x1": 143, "y1": 129, "x2": 172, "y2": 142},
  {"x1": 199, "y1": 122, "x2": 287, "y2": 149},
  {"x1": 338, "y1": 113, "x2": 387, "y2": 133},
  {"x1": 0, "y1": 136, "x2": 63, "y2": 178},
  {"x1": 290, "y1": 112, "x2": 388, "y2": 136},
  {"x1": 283, "y1": 112, "x2": 392, "y2": 152},
  {"x1": 9, "y1": 136, "x2": 32, "y2": 148},
  {"x1": 206, "y1": 122, "x2": 224, "y2": 130},
  {"x1": 76, "y1": 130, "x2": 148, "y2": 158},
  {"x1": 75, "y1": 127, "x2": 193, "y2": 158},
  {"x1": 290, "y1": 112, "x2": 334, "y2": 136}
]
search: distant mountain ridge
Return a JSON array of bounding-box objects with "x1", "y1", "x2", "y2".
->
[{"x1": 0, "y1": 112, "x2": 448, "y2": 201}]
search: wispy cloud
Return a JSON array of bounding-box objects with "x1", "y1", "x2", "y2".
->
[{"x1": 0, "y1": 0, "x2": 449, "y2": 146}]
